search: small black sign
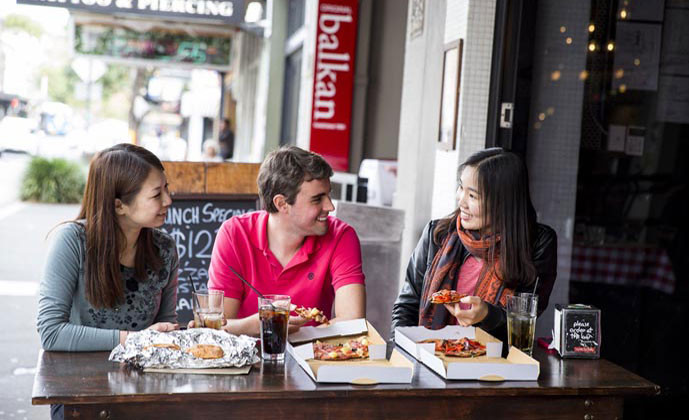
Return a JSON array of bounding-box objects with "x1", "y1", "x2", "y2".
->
[
  {"x1": 161, "y1": 196, "x2": 258, "y2": 323},
  {"x1": 565, "y1": 312, "x2": 599, "y2": 354},
  {"x1": 555, "y1": 304, "x2": 601, "y2": 359}
]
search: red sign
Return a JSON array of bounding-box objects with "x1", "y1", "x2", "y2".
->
[{"x1": 310, "y1": 0, "x2": 358, "y2": 172}]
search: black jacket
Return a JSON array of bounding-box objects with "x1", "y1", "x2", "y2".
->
[{"x1": 391, "y1": 220, "x2": 558, "y2": 340}]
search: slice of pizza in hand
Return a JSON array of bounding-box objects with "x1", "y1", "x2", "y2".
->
[
  {"x1": 295, "y1": 306, "x2": 330, "y2": 324},
  {"x1": 429, "y1": 289, "x2": 467, "y2": 304}
]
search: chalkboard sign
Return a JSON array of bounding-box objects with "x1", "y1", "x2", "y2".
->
[
  {"x1": 161, "y1": 196, "x2": 258, "y2": 323},
  {"x1": 553, "y1": 304, "x2": 601, "y2": 359}
]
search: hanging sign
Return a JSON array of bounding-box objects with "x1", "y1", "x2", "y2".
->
[
  {"x1": 16, "y1": 0, "x2": 245, "y2": 25},
  {"x1": 309, "y1": 0, "x2": 358, "y2": 172}
]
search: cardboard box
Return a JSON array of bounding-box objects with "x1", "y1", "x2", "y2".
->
[
  {"x1": 395, "y1": 326, "x2": 539, "y2": 381},
  {"x1": 287, "y1": 319, "x2": 414, "y2": 384}
]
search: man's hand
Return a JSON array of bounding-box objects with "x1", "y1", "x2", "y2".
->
[{"x1": 288, "y1": 315, "x2": 309, "y2": 333}]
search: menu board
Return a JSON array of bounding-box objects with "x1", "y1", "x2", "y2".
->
[{"x1": 161, "y1": 196, "x2": 258, "y2": 323}]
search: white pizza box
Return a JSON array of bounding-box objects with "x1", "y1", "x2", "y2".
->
[
  {"x1": 287, "y1": 319, "x2": 414, "y2": 384},
  {"x1": 394, "y1": 325, "x2": 539, "y2": 381},
  {"x1": 288, "y1": 318, "x2": 370, "y2": 344}
]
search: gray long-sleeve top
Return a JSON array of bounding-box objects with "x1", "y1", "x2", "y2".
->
[{"x1": 37, "y1": 222, "x2": 179, "y2": 351}]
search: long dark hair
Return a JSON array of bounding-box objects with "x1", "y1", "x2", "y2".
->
[
  {"x1": 433, "y1": 148, "x2": 538, "y2": 288},
  {"x1": 77, "y1": 143, "x2": 165, "y2": 308}
]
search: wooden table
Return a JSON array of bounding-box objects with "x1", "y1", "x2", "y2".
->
[{"x1": 32, "y1": 347, "x2": 658, "y2": 420}]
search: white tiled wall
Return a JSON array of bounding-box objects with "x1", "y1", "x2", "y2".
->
[
  {"x1": 398, "y1": 0, "x2": 498, "y2": 286},
  {"x1": 431, "y1": 0, "x2": 496, "y2": 219},
  {"x1": 396, "y1": 0, "x2": 447, "y2": 285}
]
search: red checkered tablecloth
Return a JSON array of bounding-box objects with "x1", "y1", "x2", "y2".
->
[{"x1": 571, "y1": 244, "x2": 676, "y2": 294}]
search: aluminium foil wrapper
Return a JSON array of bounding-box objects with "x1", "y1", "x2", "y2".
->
[{"x1": 108, "y1": 328, "x2": 260, "y2": 369}]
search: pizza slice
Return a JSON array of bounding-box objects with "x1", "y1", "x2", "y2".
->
[
  {"x1": 312, "y1": 337, "x2": 369, "y2": 361},
  {"x1": 429, "y1": 289, "x2": 467, "y2": 304},
  {"x1": 295, "y1": 306, "x2": 330, "y2": 324}
]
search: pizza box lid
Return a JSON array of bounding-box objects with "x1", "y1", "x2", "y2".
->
[
  {"x1": 287, "y1": 321, "x2": 414, "y2": 384},
  {"x1": 394, "y1": 326, "x2": 539, "y2": 381},
  {"x1": 288, "y1": 318, "x2": 369, "y2": 344}
]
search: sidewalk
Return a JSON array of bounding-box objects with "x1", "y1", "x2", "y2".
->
[{"x1": 0, "y1": 153, "x2": 80, "y2": 419}]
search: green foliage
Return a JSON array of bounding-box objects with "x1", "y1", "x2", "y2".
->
[
  {"x1": 101, "y1": 64, "x2": 132, "y2": 102},
  {"x1": 3, "y1": 14, "x2": 43, "y2": 38},
  {"x1": 38, "y1": 65, "x2": 81, "y2": 106},
  {"x1": 20, "y1": 157, "x2": 85, "y2": 204}
]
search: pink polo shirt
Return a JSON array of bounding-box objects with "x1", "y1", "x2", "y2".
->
[{"x1": 208, "y1": 211, "x2": 365, "y2": 320}]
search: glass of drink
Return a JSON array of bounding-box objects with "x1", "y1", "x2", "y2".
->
[
  {"x1": 258, "y1": 294, "x2": 291, "y2": 361},
  {"x1": 192, "y1": 290, "x2": 224, "y2": 330},
  {"x1": 506, "y1": 293, "x2": 538, "y2": 356}
]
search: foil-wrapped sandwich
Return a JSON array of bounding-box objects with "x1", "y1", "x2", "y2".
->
[{"x1": 109, "y1": 328, "x2": 260, "y2": 369}]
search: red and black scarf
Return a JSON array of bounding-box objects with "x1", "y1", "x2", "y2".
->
[{"x1": 419, "y1": 219, "x2": 515, "y2": 329}]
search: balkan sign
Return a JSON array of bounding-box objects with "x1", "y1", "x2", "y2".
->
[
  {"x1": 16, "y1": 0, "x2": 245, "y2": 25},
  {"x1": 309, "y1": 0, "x2": 358, "y2": 172}
]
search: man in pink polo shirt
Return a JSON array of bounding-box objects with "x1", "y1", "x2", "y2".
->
[{"x1": 208, "y1": 146, "x2": 366, "y2": 336}]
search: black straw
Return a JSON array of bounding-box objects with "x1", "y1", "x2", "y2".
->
[
  {"x1": 228, "y1": 266, "x2": 264, "y2": 298},
  {"x1": 228, "y1": 266, "x2": 277, "y2": 310},
  {"x1": 188, "y1": 276, "x2": 201, "y2": 308}
]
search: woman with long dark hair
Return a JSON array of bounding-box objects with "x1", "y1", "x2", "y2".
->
[
  {"x1": 37, "y1": 143, "x2": 179, "y2": 354},
  {"x1": 391, "y1": 148, "x2": 557, "y2": 340}
]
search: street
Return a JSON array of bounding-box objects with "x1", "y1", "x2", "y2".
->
[{"x1": 0, "y1": 152, "x2": 79, "y2": 420}]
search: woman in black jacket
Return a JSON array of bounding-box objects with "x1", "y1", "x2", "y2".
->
[{"x1": 391, "y1": 148, "x2": 557, "y2": 342}]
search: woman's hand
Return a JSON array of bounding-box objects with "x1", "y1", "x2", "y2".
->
[
  {"x1": 120, "y1": 322, "x2": 179, "y2": 346},
  {"x1": 146, "y1": 322, "x2": 180, "y2": 332},
  {"x1": 444, "y1": 296, "x2": 489, "y2": 326},
  {"x1": 187, "y1": 318, "x2": 228, "y2": 329}
]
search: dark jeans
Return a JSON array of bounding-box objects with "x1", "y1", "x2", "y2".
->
[{"x1": 50, "y1": 404, "x2": 63, "y2": 420}]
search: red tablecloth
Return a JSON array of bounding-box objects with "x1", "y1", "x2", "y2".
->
[{"x1": 571, "y1": 244, "x2": 676, "y2": 294}]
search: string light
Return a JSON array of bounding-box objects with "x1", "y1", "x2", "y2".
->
[
  {"x1": 607, "y1": 42, "x2": 615, "y2": 51},
  {"x1": 551, "y1": 70, "x2": 561, "y2": 81},
  {"x1": 588, "y1": 42, "x2": 597, "y2": 52},
  {"x1": 566, "y1": 37, "x2": 573, "y2": 45},
  {"x1": 579, "y1": 70, "x2": 589, "y2": 81},
  {"x1": 560, "y1": 26, "x2": 567, "y2": 33},
  {"x1": 588, "y1": 24, "x2": 595, "y2": 33},
  {"x1": 620, "y1": 9, "x2": 628, "y2": 19},
  {"x1": 619, "y1": 84, "x2": 627, "y2": 93}
]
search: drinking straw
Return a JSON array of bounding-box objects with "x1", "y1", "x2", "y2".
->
[
  {"x1": 228, "y1": 266, "x2": 277, "y2": 310},
  {"x1": 189, "y1": 276, "x2": 201, "y2": 307}
]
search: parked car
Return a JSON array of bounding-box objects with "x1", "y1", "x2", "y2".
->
[{"x1": 0, "y1": 116, "x2": 39, "y2": 155}]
